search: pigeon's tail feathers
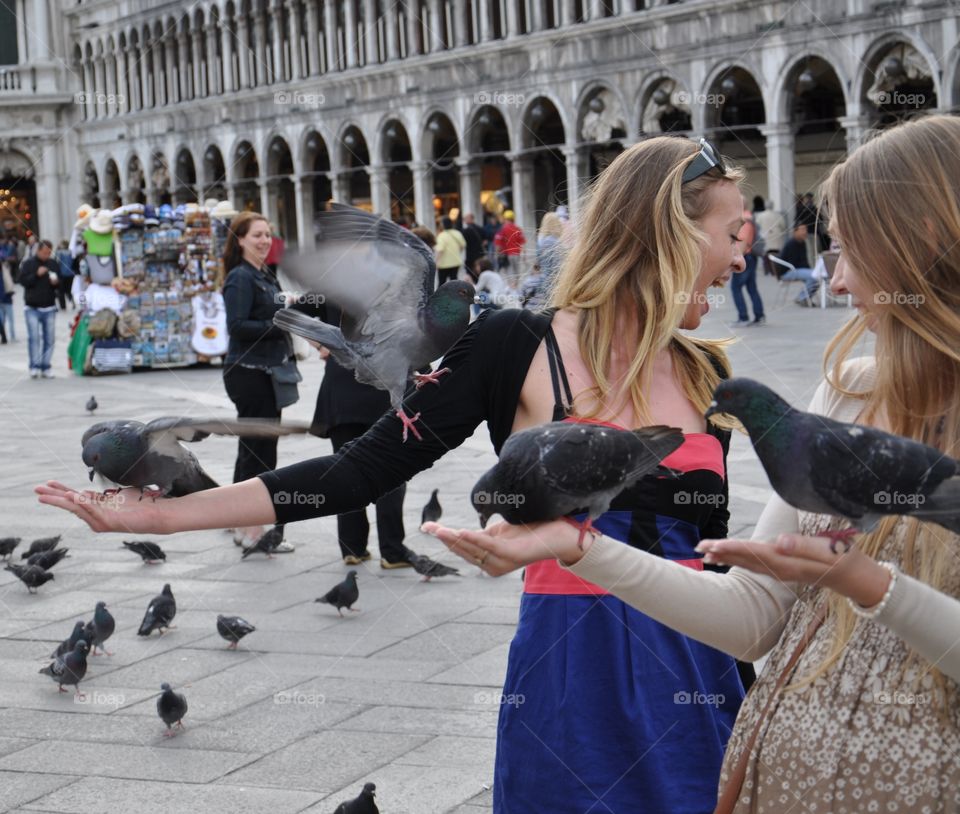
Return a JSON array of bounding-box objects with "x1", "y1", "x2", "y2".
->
[
  {"x1": 273, "y1": 309, "x2": 348, "y2": 351},
  {"x1": 196, "y1": 469, "x2": 219, "y2": 491},
  {"x1": 240, "y1": 545, "x2": 256, "y2": 560},
  {"x1": 137, "y1": 615, "x2": 156, "y2": 636},
  {"x1": 915, "y1": 476, "x2": 960, "y2": 535},
  {"x1": 314, "y1": 595, "x2": 330, "y2": 604}
]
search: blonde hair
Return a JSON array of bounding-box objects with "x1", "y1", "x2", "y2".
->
[
  {"x1": 549, "y1": 136, "x2": 742, "y2": 426},
  {"x1": 538, "y1": 212, "x2": 564, "y2": 240},
  {"x1": 808, "y1": 115, "x2": 960, "y2": 698}
]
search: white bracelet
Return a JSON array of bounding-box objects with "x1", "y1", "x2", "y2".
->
[{"x1": 847, "y1": 561, "x2": 898, "y2": 619}]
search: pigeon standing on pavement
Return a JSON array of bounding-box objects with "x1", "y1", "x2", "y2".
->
[
  {"x1": 21, "y1": 535, "x2": 62, "y2": 559},
  {"x1": 333, "y1": 782, "x2": 379, "y2": 814},
  {"x1": 6, "y1": 563, "x2": 55, "y2": 593},
  {"x1": 315, "y1": 571, "x2": 360, "y2": 617},
  {"x1": 0, "y1": 537, "x2": 21, "y2": 559},
  {"x1": 86, "y1": 396, "x2": 98, "y2": 415},
  {"x1": 157, "y1": 682, "x2": 188, "y2": 736},
  {"x1": 217, "y1": 615, "x2": 256, "y2": 649},
  {"x1": 471, "y1": 422, "x2": 685, "y2": 545},
  {"x1": 82, "y1": 417, "x2": 311, "y2": 497},
  {"x1": 706, "y1": 377, "x2": 960, "y2": 550},
  {"x1": 39, "y1": 639, "x2": 88, "y2": 696},
  {"x1": 122, "y1": 540, "x2": 167, "y2": 564},
  {"x1": 83, "y1": 601, "x2": 116, "y2": 656},
  {"x1": 137, "y1": 584, "x2": 176, "y2": 636},
  {"x1": 240, "y1": 525, "x2": 285, "y2": 559},
  {"x1": 27, "y1": 547, "x2": 70, "y2": 570},
  {"x1": 273, "y1": 204, "x2": 475, "y2": 442},
  {"x1": 421, "y1": 489, "x2": 442, "y2": 524},
  {"x1": 51, "y1": 620, "x2": 87, "y2": 659},
  {"x1": 410, "y1": 554, "x2": 460, "y2": 582}
]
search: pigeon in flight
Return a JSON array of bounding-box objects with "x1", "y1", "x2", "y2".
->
[
  {"x1": 82, "y1": 601, "x2": 116, "y2": 656},
  {"x1": 421, "y1": 489, "x2": 442, "y2": 525},
  {"x1": 315, "y1": 570, "x2": 360, "y2": 617},
  {"x1": 122, "y1": 540, "x2": 167, "y2": 564},
  {"x1": 0, "y1": 537, "x2": 21, "y2": 559},
  {"x1": 6, "y1": 563, "x2": 55, "y2": 593},
  {"x1": 333, "y1": 782, "x2": 379, "y2": 814},
  {"x1": 86, "y1": 396, "x2": 98, "y2": 415},
  {"x1": 39, "y1": 639, "x2": 88, "y2": 696},
  {"x1": 274, "y1": 204, "x2": 475, "y2": 441},
  {"x1": 217, "y1": 615, "x2": 256, "y2": 649},
  {"x1": 137, "y1": 584, "x2": 176, "y2": 636},
  {"x1": 21, "y1": 535, "x2": 62, "y2": 559},
  {"x1": 157, "y1": 682, "x2": 188, "y2": 736}
]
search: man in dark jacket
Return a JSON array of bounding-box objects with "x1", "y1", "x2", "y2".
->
[
  {"x1": 459, "y1": 213, "x2": 486, "y2": 281},
  {"x1": 18, "y1": 240, "x2": 59, "y2": 377}
]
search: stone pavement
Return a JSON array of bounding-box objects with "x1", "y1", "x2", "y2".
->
[{"x1": 0, "y1": 274, "x2": 869, "y2": 813}]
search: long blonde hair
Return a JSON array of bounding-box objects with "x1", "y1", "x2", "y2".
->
[
  {"x1": 810, "y1": 115, "x2": 960, "y2": 695},
  {"x1": 549, "y1": 136, "x2": 742, "y2": 425}
]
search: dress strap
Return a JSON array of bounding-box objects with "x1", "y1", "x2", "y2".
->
[{"x1": 544, "y1": 326, "x2": 574, "y2": 422}]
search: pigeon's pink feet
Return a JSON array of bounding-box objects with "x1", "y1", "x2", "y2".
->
[
  {"x1": 58, "y1": 685, "x2": 69, "y2": 693},
  {"x1": 163, "y1": 728, "x2": 177, "y2": 738},
  {"x1": 74, "y1": 689, "x2": 86, "y2": 700},
  {"x1": 414, "y1": 367, "x2": 451, "y2": 389},
  {"x1": 227, "y1": 641, "x2": 238, "y2": 650},
  {"x1": 139, "y1": 488, "x2": 166, "y2": 503},
  {"x1": 822, "y1": 527, "x2": 860, "y2": 555},
  {"x1": 396, "y1": 409, "x2": 423, "y2": 442},
  {"x1": 562, "y1": 517, "x2": 600, "y2": 551}
]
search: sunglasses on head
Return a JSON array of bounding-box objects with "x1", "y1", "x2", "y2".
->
[{"x1": 681, "y1": 138, "x2": 726, "y2": 185}]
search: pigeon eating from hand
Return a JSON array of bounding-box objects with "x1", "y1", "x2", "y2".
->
[
  {"x1": 315, "y1": 570, "x2": 360, "y2": 617},
  {"x1": 471, "y1": 422, "x2": 685, "y2": 546},
  {"x1": 27, "y1": 547, "x2": 70, "y2": 571},
  {"x1": 86, "y1": 396, "x2": 98, "y2": 415},
  {"x1": 83, "y1": 601, "x2": 116, "y2": 656},
  {"x1": 410, "y1": 553, "x2": 460, "y2": 582},
  {"x1": 157, "y1": 682, "x2": 188, "y2": 736},
  {"x1": 122, "y1": 540, "x2": 167, "y2": 564},
  {"x1": 137, "y1": 584, "x2": 176, "y2": 636},
  {"x1": 421, "y1": 489, "x2": 442, "y2": 525},
  {"x1": 82, "y1": 417, "x2": 312, "y2": 497},
  {"x1": 6, "y1": 563, "x2": 55, "y2": 593},
  {"x1": 707, "y1": 377, "x2": 960, "y2": 551},
  {"x1": 0, "y1": 537, "x2": 21, "y2": 559},
  {"x1": 240, "y1": 525, "x2": 284, "y2": 559},
  {"x1": 273, "y1": 203, "x2": 475, "y2": 442},
  {"x1": 217, "y1": 615, "x2": 256, "y2": 649},
  {"x1": 39, "y1": 639, "x2": 88, "y2": 697},
  {"x1": 333, "y1": 782, "x2": 379, "y2": 814},
  {"x1": 21, "y1": 535, "x2": 62, "y2": 559},
  {"x1": 52, "y1": 620, "x2": 87, "y2": 659}
]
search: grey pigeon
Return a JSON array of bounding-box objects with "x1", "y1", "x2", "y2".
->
[
  {"x1": 122, "y1": 540, "x2": 166, "y2": 563},
  {"x1": 39, "y1": 639, "x2": 88, "y2": 696},
  {"x1": 137, "y1": 584, "x2": 176, "y2": 636},
  {"x1": 217, "y1": 614, "x2": 256, "y2": 649},
  {"x1": 333, "y1": 782, "x2": 379, "y2": 814},
  {"x1": 51, "y1": 620, "x2": 87, "y2": 659},
  {"x1": 315, "y1": 570, "x2": 360, "y2": 617},
  {"x1": 410, "y1": 553, "x2": 460, "y2": 582},
  {"x1": 471, "y1": 422, "x2": 685, "y2": 545},
  {"x1": 27, "y1": 547, "x2": 70, "y2": 570},
  {"x1": 707, "y1": 378, "x2": 960, "y2": 551},
  {"x1": 157, "y1": 682, "x2": 188, "y2": 736},
  {"x1": 6, "y1": 563, "x2": 55, "y2": 593},
  {"x1": 81, "y1": 417, "x2": 311, "y2": 497},
  {"x1": 0, "y1": 537, "x2": 20, "y2": 559},
  {"x1": 273, "y1": 203, "x2": 475, "y2": 442},
  {"x1": 241, "y1": 525, "x2": 284, "y2": 559},
  {"x1": 86, "y1": 395, "x2": 98, "y2": 415},
  {"x1": 21, "y1": 535, "x2": 62, "y2": 559},
  {"x1": 82, "y1": 601, "x2": 116, "y2": 656},
  {"x1": 421, "y1": 489, "x2": 442, "y2": 524}
]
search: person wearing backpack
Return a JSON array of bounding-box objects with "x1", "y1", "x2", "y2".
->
[
  {"x1": 753, "y1": 196, "x2": 786, "y2": 276},
  {"x1": 730, "y1": 196, "x2": 765, "y2": 326}
]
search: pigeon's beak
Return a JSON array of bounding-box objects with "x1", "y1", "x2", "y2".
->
[
  {"x1": 705, "y1": 400, "x2": 718, "y2": 419},
  {"x1": 478, "y1": 513, "x2": 488, "y2": 529},
  {"x1": 87, "y1": 468, "x2": 95, "y2": 482}
]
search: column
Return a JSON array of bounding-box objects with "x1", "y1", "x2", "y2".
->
[
  {"x1": 839, "y1": 114, "x2": 866, "y2": 154},
  {"x1": 271, "y1": 0, "x2": 285, "y2": 81},
  {"x1": 505, "y1": 0, "x2": 520, "y2": 36},
  {"x1": 589, "y1": 0, "x2": 603, "y2": 21},
  {"x1": 457, "y1": 158, "x2": 481, "y2": 221},
  {"x1": 559, "y1": 0, "x2": 573, "y2": 27},
  {"x1": 562, "y1": 145, "x2": 580, "y2": 220},
  {"x1": 34, "y1": 0, "x2": 52, "y2": 62},
  {"x1": 324, "y1": 0, "x2": 338, "y2": 71},
  {"x1": 363, "y1": 0, "x2": 378, "y2": 64},
  {"x1": 236, "y1": 15, "x2": 251, "y2": 87},
  {"x1": 305, "y1": 1, "x2": 320, "y2": 73},
  {"x1": 530, "y1": 0, "x2": 545, "y2": 32},
  {"x1": 294, "y1": 176, "x2": 312, "y2": 249},
  {"x1": 117, "y1": 48, "x2": 129, "y2": 113},
  {"x1": 178, "y1": 31, "x2": 191, "y2": 98},
  {"x1": 95, "y1": 57, "x2": 107, "y2": 116},
  {"x1": 411, "y1": 160, "x2": 433, "y2": 226},
  {"x1": 332, "y1": 172, "x2": 350, "y2": 203},
  {"x1": 192, "y1": 28, "x2": 204, "y2": 97},
  {"x1": 260, "y1": 178, "x2": 277, "y2": 226},
  {"x1": 478, "y1": 0, "x2": 493, "y2": 41},
  {"x1": 428, "y1": 0, "x2": 444, "y2": 51},
  {"x1": 510, "y1": 154, "x2": 533, "y2": 231},
  {"x1": 36, "y1": 143, "x2": 63, "y2": 242},
  {"x1": 405, "y1": 0, "x2": 420, "y2": 56},
  {"x1": 288, "y1": 0, "x2": 304, "y2": 78},
  {"x1": 221, "y1": 20, "x2": 235, "y2": 91},
  {"x1": 206, "y1": 24, "x2": 220, "y2": 94},
  {"x1": 344, "y1": 0, "x2": 358, "y2": 67},
  {"x1": 254, "y1": 11, "x2": 268, "y2": 84},
  {"x1": 164, "y1": 34, "x2": 177, "y2": 103},
  {"x1": 127, "y1": 46, "x2": 142, "y2": 110},
  {"x1": 385, "y1": 1, "x2": 400, "y2": 59},
  {"x1": 369, "y1": 165, "x2": 391, "y2": 216},
  {"x1": 452, "y1": 0, "x2": 466, "y2": 46},
  {"x1": 760, "y1": 123, "x2": 795, "y2": 218}
]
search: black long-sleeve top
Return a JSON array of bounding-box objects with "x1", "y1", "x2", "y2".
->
[
  {"x1": 260, "y1": 308, "x2": 731, "y2": 540},
  {"x1": 222, "y1": 260, "x2": 290, "y2": 367}
]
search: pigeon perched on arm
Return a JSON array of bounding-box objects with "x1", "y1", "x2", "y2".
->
[
  {"x1": 39, "y1": 639, "x2": 88, "y2": 697},
  {"x1": 421, "y1": 489, "x2": 442, "y2": 524},
  {"x1": 21, "y1": 535, "x2": 62, "y2": 559},
  {"x1": 137, "y1": 584, "x2": 176, "y2": 636},
  {"x1": 273, "y1": 204, "x2": 475, "y2": 442},
  {"x1": 82, "y1": 417, "x2": 312, "y2": 497},
  {"x1": 82, "y1": 601, "x2": 115, "y2": 656},
  {"x1": 51, "y1": 620, "x2": 87, "y2": 659},
  {"x1": 27, "y1": 547, "x2": 70, "y2": 570},
  {"x1": 333, "y1": 782, "x2": 379, "y2": 814},
  {"x1": 410, "y1": 553, "x2": 460, "y2": 582},
  {"x1": 706, "y1": 377, "x2": 960, "y2": 551},
  {"x1": 157, "y1": 682, "x2": 188, "y2": 736},
  {"x1": 86, "y1": 396, "x2": 98, "y2": 415},
  {"x1": 0, "y1": 537, "x2": 21, "y2": 559},
  {"x1": 122, "y1": 540, "x2": 166, "y2": 564},
  {"x1": 315, "y1": 570, "x2": 360, "y2": 617},
  {"x1": 217, "y1": 615, "x2": 256, "y2": 649},
  {"x1": 240, "y1": 525, "x2": 284, "y2": 559},
  {"x1": 6, "y1": 563, "x2": 55, "y2": 593},
  {"x1": 471, "y1": 422, "x2": 685, "y2": 546}
]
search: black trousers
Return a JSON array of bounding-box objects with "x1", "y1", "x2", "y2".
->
[
  {"x1": 223, "y1": 365, "x2": 281, "y2": 483},
  {"x1": 437, "y1": 266, "x2": 460, "y2": 286},
  {"x1": 329, "y1": 423, "x2": 407, "y2": 561}
]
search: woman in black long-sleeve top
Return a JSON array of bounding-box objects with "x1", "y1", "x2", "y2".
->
[{"x1": 221, "y1": 212, "x2": 297, "y2": 550}]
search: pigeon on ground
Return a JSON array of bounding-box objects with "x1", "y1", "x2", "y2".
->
[
  {"x1": 122, "y1": 540, "x2": 167, "y2": 564},
  {"x1": 137, "y1": 584, "x2": 176, "y2": 636},
  {"x1": 51, "y1": 620, "x2": 87, "y2": 659},
  {"x1": 39, "y1": 639, "x2": 88, "y2": 696},
  {"x1": 333, "y1": 782, "x2": 379, "y2": 814},
  {"x1": 217, "y1": 615, "x2": 256, "y2": 649},
  {"x1": 240, "y1": 525, "x2": 284, "y2": 559},
  {"x1": 707, "y1": 377, "x2": 960, "y2": 551},
  {"x1": 0, "y1": 537, "x2": 20, "y2": 559},
  {"x1": 82, "y1": 601, "x2": 116, "y2": 656},
  {"x1": 81, "y1": 417, "x2": 311, "y2": 497},
  {"x1": 471, "y1": 422, "x2": 685, "y2": 545},
  {"x1": 157, "y1": 682, "x2": 188, "y2": 736},
  {"x1": 421, "y1": 489, "x2": 442, "y2": 524},
  {"x1": 410, "y1": 553, "x2": 460, "y2": 582},
  {"x1": 21, "y1": 535, "x2": 62, "y2": 559},
  {"x1": 27, "y1": 547, "x2": 70, "y2": 570},
  {"x1": 86, "y1": 395, "x2": 98, "y2": 415},
  {"x1": 6, "y1": 563, "x2": 55, "y2": 593},
  {"x1": 315, "y1": 570, "x2": 360, "y2": 617},
  {"x1": 273, "y1": 203, "x2": 475, "y2": 442}
]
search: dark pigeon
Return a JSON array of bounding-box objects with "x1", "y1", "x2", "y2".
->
[
  {"x1": 137, "y1": 584, "x2": 176, "y2": 636},
  {"x1": 421, "y1": 489, "x2": 442, "y2": 525},
  {"x1": 81, "y1": 417, "x2": 311, "y2": 497},
  {"x1": 6, "y1": 563, "x2": 55, "y2": 593},
  {"x1": 274, "y1": 203, "x2": 475, "y2": 442},
  {"x1": 157, "y1": 682, "x2": 188, "y2": 736},
  {"x1": 707, "y1": 377, "x2": 960, "y2": 551},
  {"x1": 27, "y1": 547, "x2": 70, "y2": 570},
  {"x1": 122, "y1": 540, "x2": 167, "y2": 563},
  {"x1": 0, "y1": 537, "x2": 21, "y2": 559},
  {"x1": 217, "y1": 615, "x2": 256, "y2": 649},
  {"x1": 21, "y1": 535, "x2": 62, "y2": 559},
  {"x1": 82, "y1": 601, "x2": 116, "y2": 656},
  {"x1": 333, "y1": 782, "x2": 379, "y2": 814},
  {"x1": 241, "y1": 525, "x2": 284, "y2": 559},
  {"x1": 315, "y1": 570, "x2": 360, "y2": 617},
  {"x1": 471, "y1": 422, "x2": 684, "y2": 545},
  {"x1": 39, "y1": 639, "x2": 88, "y2": 696},
  {"x1": 51, "y1": 620, "x2": 87, "y2": 659},
  {"x1": 86, "y1": 395, "x2": 98, "y2": 415},
  {"x1": 410, "y1": 553, "x2": 460, "y2": 582}
]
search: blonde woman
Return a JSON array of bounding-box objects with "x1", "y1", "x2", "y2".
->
[
  {"x1": 428, "y1": 115, "x2": 960, "y2": 812},
  {"x1": 38, "y1": 136, "x2": 748, "y2": 812}
]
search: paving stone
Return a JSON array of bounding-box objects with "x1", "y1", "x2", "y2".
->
[
  {"x1": 0, "y1": 770, "x2": 79, "y2": 812},
  {"x1": 332, "y1": 705, "x2": 499, "y2": 739}
]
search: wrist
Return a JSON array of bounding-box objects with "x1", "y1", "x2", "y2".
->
[
  {"x1": 845, "y1": 558, "x2": 894, "y2": 608},
  {"x1": 556, "y1": 519, "x2": 597, "y2": 566}
]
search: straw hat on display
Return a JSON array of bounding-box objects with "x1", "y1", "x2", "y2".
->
[{"x1": 211, "y1": 200, "x2": 239, "y2": 220}]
